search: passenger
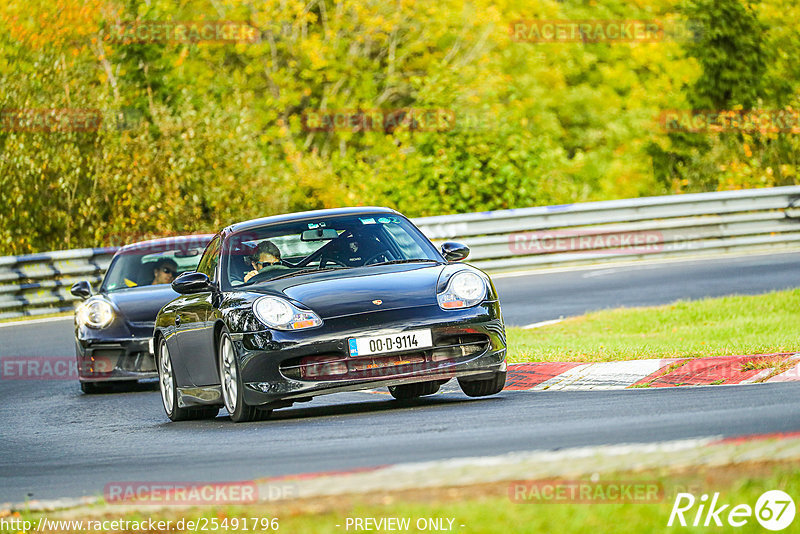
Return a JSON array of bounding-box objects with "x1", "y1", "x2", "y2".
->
[
  {"x1": 244, "y1": 240, "x2": 287, "y2": 283},
  {"x1": 151, "y1": 258, "x2": 178, "y2": 285}
]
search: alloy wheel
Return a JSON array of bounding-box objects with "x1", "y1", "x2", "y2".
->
[
  {"x1": 158, "y1": 339, "x2": 174, "y2": 414},
  {"x1": 220, "y1": 335, "x2": 238, "y2": 414}
]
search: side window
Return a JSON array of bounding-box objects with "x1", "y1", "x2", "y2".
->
[{"x1": 197, "y1": 235, "x2": 221, "y2": 281}]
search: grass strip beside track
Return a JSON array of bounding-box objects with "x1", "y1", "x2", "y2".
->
[
  {"x1": 506, "y1": 289, "x2": 800, "y2": 362},
  {"x1": 10, "y1": 460, "x2": 798, "y2": 533}
]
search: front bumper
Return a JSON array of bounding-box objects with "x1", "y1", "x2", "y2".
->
[
  {"x1": 75, "y1": 337, "x2": 157, "y2": 382},
  {"x1": 235, "y1": 302, "x2": 506, "y2": 407}
]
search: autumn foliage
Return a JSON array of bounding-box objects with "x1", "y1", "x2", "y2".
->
[{"x1": 0, "y1": 0, "x2": 798, "y2": 254}]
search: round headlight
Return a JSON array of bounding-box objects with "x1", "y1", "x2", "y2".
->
[
  {"x1": 437, "y1": 270, "x2": 487, "y2": 310},
  {"x1": 253, "y1": 297, "x2": 294, "y2": 327},
  {"x1": 450, "y1": 271, "x2": 485, "y2": 300},
  {"x1": 253, "y1": 296, "x2": 322, "y2": 330},
  {"x1": 77, "y1": 298, "x2": 115, "y2": 329}
]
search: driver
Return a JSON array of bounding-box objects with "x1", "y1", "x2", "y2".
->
[
  {"x1": 244, "y1": 240, "x2": 288, "y2": 283},
  {"x1": 151, "y1": 258, "x2": 178, "y2": 285}
]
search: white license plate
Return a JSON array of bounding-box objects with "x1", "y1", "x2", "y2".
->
[{"x1": 348, "y1": 329, "x2": 433, "y2": 357}]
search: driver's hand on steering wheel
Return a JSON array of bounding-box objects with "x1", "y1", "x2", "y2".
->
[{"x1": 243, "y1": 269, "x2": 259, "y2": 283}]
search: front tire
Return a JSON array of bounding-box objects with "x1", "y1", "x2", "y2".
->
[
  {"x1": 219, "y1": 330, "x2": 269, "y2": 423},
  {"x1": 458, "y1": 371, "x2": 506, "y2": 397},
  {"x1": 158, "y1": 337, "x2": 219, "y2": 421},
  {"x1": 80, "y1": 381, "x2": 106, "y2": 394},
  {"x1": 388, "y1": 380, "x2": 441, "y2": 400}
]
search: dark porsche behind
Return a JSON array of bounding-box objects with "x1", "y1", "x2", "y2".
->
[
  {"x1": 154, "y1": 208, "x2": 507, "y2": 422},
  {"x1": 71, "y1": 235, "x2": 212, "y2": 393}
]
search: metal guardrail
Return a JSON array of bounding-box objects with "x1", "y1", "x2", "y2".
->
[
  {"x1": 414, "y1": 185, "x2": 800, "y2": 271},
  {"x1": 2, "y1": 186, "x2": 800, "y2": 319},
  {"x1": 0, "y1": 248, "x2": 118, "y2": 319}
]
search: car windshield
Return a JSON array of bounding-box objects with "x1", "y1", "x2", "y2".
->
[
  {"x1": 101, "y1": 240, "x2": 209, "y2": 292},
  {"x1": 222, "y1": 213, "x2": 442, "y2": 288}
]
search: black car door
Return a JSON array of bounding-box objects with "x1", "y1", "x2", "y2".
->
[
  {"x1": 159, "y1": 297, "x2": 194, "y2": 387},
  {"x1": 179, "y1": 235, "x2": 223, "y2": 386}
]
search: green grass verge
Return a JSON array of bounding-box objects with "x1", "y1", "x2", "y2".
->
[
  {"x1": 8, "y1": 460, "x2": 798, "y2": 533},
  {"x1": 280, "y1": 462, "x2": 798, "y2": 533},
  {"x1": 506, "y1": 289, "x2": 800, "y2": 362}
]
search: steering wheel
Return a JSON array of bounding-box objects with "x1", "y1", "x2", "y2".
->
[
  {"x1": 244, "y1": 260, "x2": 292, "y2": 284},
  {"x1": 364, "y1": 251, "x2": 394, "y2": 265}
]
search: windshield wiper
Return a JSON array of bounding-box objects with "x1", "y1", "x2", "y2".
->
[
  {"x1": 267, "y1": 266, "x2": 348, "y2": 282},
  {"x1": 369, "y1": 259, "x2": 440, "y2": 266}
]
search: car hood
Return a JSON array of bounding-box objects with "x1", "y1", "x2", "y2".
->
[
  {"x1": 103, "y1": 285, "x2": 180, "y2": 324},
  {"x1": 269, "y1": 263, "x2": 445, "y2": 319}
]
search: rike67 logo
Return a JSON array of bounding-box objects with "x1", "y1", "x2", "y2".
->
[{"x1": 668, "y1": 490, "x2": 795, "y2": 531}]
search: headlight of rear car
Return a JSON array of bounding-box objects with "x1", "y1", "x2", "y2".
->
[
  {"x1": 253, "y1": 296, "x2": 323, "y2": 331},
  {"x1": 76, "y1": 298, "x2": 115, "y2": 329},
  {"x1": 437, "y1": 270, "x2": 486, "y2": 310}
]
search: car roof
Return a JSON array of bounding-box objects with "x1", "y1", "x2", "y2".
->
[
  {"x1": 224, "y1": 207, "x2": 401, "y2": 234},
  {"x1": 117, "y1": 234, "x2": 215, "y2": 253}
]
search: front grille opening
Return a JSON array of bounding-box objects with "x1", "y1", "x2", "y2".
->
[
  {"x1": 280, "y1": 334, "x2": 489, "y2": 381},
  {"x1": 87, "y1": 350, "x2": 155, "y2": 373},
  {"x1": 432, "y1": 334, "x2": 489, "y2": 362},
  {"x1": 85, "y1": 349, "x2": 122, "y2": 375}
]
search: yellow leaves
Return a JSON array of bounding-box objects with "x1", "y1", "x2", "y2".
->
[
  {"x1": 2, "y1": 0, "x2": 106, "y2": 51},
  {"x1": 307, "y1": 47, "x2": 328, "y2": 70},
  {"x1": 174, "y1": 48, "x2": 189, "y2": 68}
]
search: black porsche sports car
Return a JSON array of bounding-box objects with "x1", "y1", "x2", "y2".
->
[
  {"x1": 154, "y1": 207, "x2": 507, "y2": 422},
  {"x1": 70, "y1": 235, "x2": 212, "y2": 393}
]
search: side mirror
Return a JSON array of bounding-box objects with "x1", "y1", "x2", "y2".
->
[
  {"x1": 70, "y1": 281, "x2": 92, "y2": 299},
  {"x1": 172, "y1": 272, "x2": 212, "y2": 294},
  {"x1": 441, "y1": 242, "x2": 470, "y2": 262}
]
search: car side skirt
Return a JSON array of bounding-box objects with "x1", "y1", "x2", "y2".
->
[{"x1": 177, "y1": 385, "x2": 223, "y2": 408}]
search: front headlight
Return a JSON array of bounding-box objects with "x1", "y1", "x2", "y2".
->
[
  {"x1": 437, "y1": 270, "x2": 487, "y2": 310},
  {"x1": 76, "y1": 298, "x2": 115, "y2": 329},
  {"x1": 253, "y1": 296, "x2": 323, "y2": 331}
]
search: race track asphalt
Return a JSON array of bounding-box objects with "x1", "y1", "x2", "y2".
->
[{"x1": 1, "y1": 252, "x2": 799, "y2": 504}]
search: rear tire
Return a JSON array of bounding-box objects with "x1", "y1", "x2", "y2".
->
[
  {"x1": 219, "y1": 330, "x2": 269, "y2": 423},
  {"x1": 458, "y1": 371, "x2": 506, "y2": 397},
  {"x1": 158, "y1": 337, "x2": 219, "y2": 421},
  {"x1": 388, "y1": 381, "x2": 440, "y2": 400}
]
